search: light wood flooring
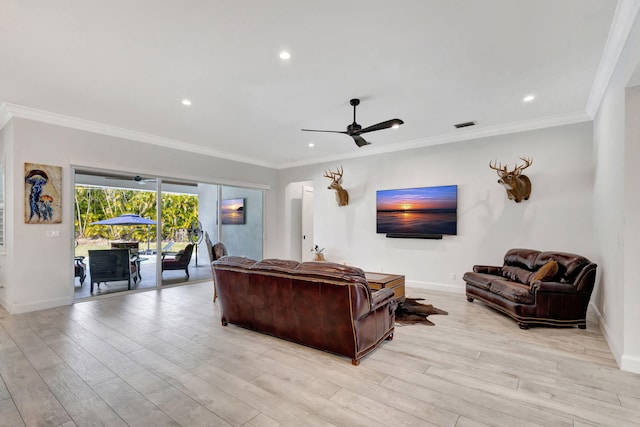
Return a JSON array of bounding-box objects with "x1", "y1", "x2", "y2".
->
[{"x1": 1, "y1": 282, "x2": 639, "y2": 427}]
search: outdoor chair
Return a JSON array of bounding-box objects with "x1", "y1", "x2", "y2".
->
[
  {"x1": 88, "y1": 249, "x2": 131, "y2": 293},
  {"x1": 204, "y1": 233, "x2": 228, "y2": 302},
  {"x1": 162, "y1": 243, "x2": 194, "y2": 278},
  {"x1": 74, "y1": 256, "x2": 86, "y2": 285}
]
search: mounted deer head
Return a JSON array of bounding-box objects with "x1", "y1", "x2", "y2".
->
[
  {"x1": 324, "y1": 166, "x2": 349, "y2": 207},
  {"x1": 489, "y1": 156, "x2": 533, "y2": 203}
]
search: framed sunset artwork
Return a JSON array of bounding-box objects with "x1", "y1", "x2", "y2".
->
[{"x1": 221, "y1": 198, "x2": 245, "y2": 224}]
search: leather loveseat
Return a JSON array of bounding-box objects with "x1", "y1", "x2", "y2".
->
[
  {"x1": 212, "y1": 256, "x2": 397, "y2": 365},
  {"x1": 463, "y1": 248, "x2": 597, "y2": 329}
]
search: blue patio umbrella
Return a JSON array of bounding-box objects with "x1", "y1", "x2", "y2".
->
[
  {"x1": 91, "y1": 214, "x2": 157, "y2": 252},
  {"x1": 91, "y1": 214, "x2": 157, "y2": 226}
]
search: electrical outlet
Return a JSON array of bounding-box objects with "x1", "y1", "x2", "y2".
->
[
  {"x1": 46, "y1": 229, "x2": 60, "y2": 238},
  {"x1": 450, "y1": 273, "x2": 456, "y2": 280}
]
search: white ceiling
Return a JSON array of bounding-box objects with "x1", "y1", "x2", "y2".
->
[{"x1": 0, "y1": 0, "x2": 626, "y2": 168}]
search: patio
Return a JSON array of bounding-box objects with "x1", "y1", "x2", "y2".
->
[{"x1": 74, "y1": 254, "x2": 212, "y2": 299}]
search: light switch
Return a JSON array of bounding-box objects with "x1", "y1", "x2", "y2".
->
[{"x1": 46, "y1": 230, "x2": 60, "y2": 238}]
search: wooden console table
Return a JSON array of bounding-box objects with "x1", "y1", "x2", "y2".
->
[{"x1": 365, "y1": 272, "x2": 405, "y2": 302}]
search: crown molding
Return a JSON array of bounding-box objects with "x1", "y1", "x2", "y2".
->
[
  {"x1": 0, "y1": 103, "x2": 11, "y2": 130},
  {"x1": 2, "y1": 103, "x2": 278, "y2": 169},
  {"x1": 276, "y1": 110, "x2": 592, "y2": 169},
  {"x1": 4, "y1": 102, "x2": 592, "y2": 171},
  {"x1": 585, "y1": 0, "x2": 640, "y2": 118}
]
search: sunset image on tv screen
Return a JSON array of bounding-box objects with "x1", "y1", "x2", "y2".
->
[
  {"x1": 221, "y1": 198, "x2": 245, "y2": 224},
  {"x1": 376, "y1": 185, "x2": 457, "y2": 235}
]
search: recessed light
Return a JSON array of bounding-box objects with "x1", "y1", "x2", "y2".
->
[
  {"x1": 523, "y1": 94, "x2": 536, "y2": 103},
  {"x1": 279, "y1": 51, "x2": 291, "y2": 60},
  {"x1": 308, "y1": 142, "x2": 315, "y2": 148},
  {"x1": 181, "y1": 99, "x2": 192, "y2": 106}
]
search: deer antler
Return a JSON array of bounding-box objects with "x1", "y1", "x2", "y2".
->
[
  {"x1": 515, "y1": 156, "x2": 532, "y2": 173},
  {"x1": 489, "y1": 160, "x2": 507, "y2": 173},
  {"x1": 324, "y1": 166, "x2": 343, "y2": 183}
]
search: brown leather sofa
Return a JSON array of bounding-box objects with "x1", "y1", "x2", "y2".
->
[
  {"x1": 212, "y1": 256, "x2": 397, "y2": 365},
  {"x1": 463, "y1": 248, "x2": 597, "y2": 329}
]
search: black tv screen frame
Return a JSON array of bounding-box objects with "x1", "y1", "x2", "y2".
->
[{"x1": 376, "y1": 185, "x2": 458, "y2": 237}]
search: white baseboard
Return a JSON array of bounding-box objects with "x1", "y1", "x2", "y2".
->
[
  {"x1": 621, "y1": 354, "x2": 640, "y2": 374},
  {"x1": 589, "y1": 301, "x2": 624, "y2": 368},
  {"x1": 406, "y1": 280, "x2": 465, "y2": 294},
  {"x1": 592, "y1": 302, "x2": 640, "y2": 374},
  {"x1": 8, "y1": 296, "x2": 72, "y2": 314}
]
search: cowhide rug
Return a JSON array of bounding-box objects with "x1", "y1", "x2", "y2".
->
[{"x1": 395, "y1": 298, "x2": 448, "y2": 325}]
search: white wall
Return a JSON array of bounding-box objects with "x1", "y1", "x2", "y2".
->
[
  {"x1": 592, "y1": 12, "x2": 640, "y2": 373},
  {"x1": 624, "y1": 86, "x2": 640, "y2": 369},
  {"x1": 0, "y1": 121, "x2": 13, "y2": 309},
  {"x1": 593, "y1": 78, "x2": 626, "y2": 360},
  {"x1": 2, "y1": 118, "x2": 277, "y2": 313},
  {"x1": 277, "y1": 122, "x2": 595, "y2": 292}
]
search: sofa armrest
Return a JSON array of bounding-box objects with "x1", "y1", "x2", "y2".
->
[
  {"x1": 473, "y1": 265, "x2": 502, "y2": 275},
  {"x1": 532, "y1": 281, "x2": 577, "y2": 294},
  {"x1": 370, "y1": 288, "x2": 396, "y2": 311}
]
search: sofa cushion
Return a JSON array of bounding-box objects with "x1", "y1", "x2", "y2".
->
[
  {"x1": 296, "y1": 261, "x2": 366, "y2": 282},
  {"x1": 462, "y1": 272, "x2": 494, "y2": 291},
  {"x1": 501, "y1": 265, "x2": 533, "y2": 284},
  {"x1": 250, "y1": 258, "x2": 300, "y2": 273},
  {"x1": 529, "y1": 259, "x2": 559, "y2": 285},
  {"x1": 503, "y1": 248, "x2": 540, "y2": 270},
  {"x1": 489, "y1": 279, "x2": 534, "y2": 304},
  {"x1": 214, "y1": 256, "x2": 258, "y2": 269}
]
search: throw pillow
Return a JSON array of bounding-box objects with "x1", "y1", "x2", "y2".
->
[{"x1": 529, "y1": 259, "x2": 559, "y2": 285}]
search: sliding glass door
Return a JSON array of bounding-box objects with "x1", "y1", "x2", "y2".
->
[
  {"x1": 73, "y1": 170, "x2": 265, "y2": 299},
  {"x1": 73, "y1": 171, "x2": 158, "y2": 299},
  {"x1": 159, "y1": 180, "x2": 212, "y2": 285}
]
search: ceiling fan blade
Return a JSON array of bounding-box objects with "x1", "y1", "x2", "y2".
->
[
  {"x1": 301, "y1": 128, "x2": 348, "y2": 134},
  {"x1": 352, "y1": 135, "x2": 370, "y2": 147},
  {"x1": 357, "y1": 119, "x2": 404, "y2": 135}
]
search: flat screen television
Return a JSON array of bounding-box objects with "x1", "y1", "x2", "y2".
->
[
  {"x1": 376, "y1": 185, "x2": 457, "y2": 236},
  {"x1": 221, "y1": 198, "x2": 245, "y2": 224}
]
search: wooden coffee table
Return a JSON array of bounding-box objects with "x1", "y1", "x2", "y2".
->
[{"x1": 365, "y1": 272, "x2": 405, "y2": 302}]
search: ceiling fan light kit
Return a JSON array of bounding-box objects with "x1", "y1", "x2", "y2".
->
[{"x1": 302, "y1": 98, "x2": 404, "y2": 147}]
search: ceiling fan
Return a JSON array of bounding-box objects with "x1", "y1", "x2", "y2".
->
[
  {"x1": 105, "y1": 175, "x2": 157, "y2": 185},
  {"x1": 302, "y1": 98, "x2": 404, "y2": 147}
]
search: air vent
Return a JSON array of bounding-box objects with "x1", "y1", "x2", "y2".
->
[{"x1": 454, "y1": 121, "x2": 477, "y2": 129}]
